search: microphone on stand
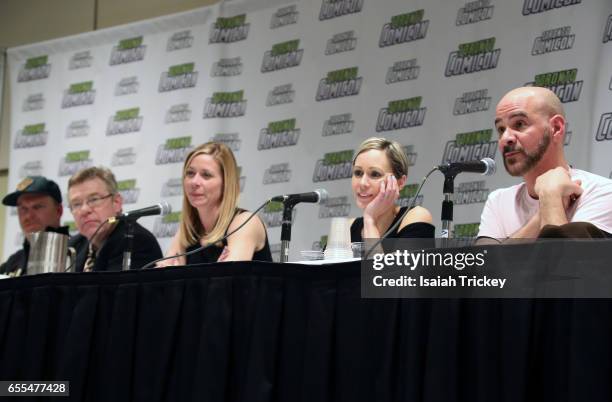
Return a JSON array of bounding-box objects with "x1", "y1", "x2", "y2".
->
[
  {"x1": 111, "y1": 201, "x2": 172, "y2": 222},
  {"x1": 271, "y1": 189, "x2": 329, "y2": 205},
  {"x1": 437, "y1": 157, "x2": 496, "y2": 176},
  {"x1": 115, "y1": 201, "x2": 172, "y2": 271},
  {"x1": 273, "y1": 189, "x2": 328, "y2": 263},
  {"x1": 436, "y1": 158, "x2": 496, "y2": 242}
]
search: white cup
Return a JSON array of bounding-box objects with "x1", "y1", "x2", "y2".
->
[{"x1": 324, "y1": 217, "x2": 352, "y2": 260}]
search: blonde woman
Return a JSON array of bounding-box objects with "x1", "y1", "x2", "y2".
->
[
  {"x1": 162, "y1": 142, "x2": 271, "y2": 265},
  {"x1": 351, "y1": 137, "x2": 434, "y2": 241}
]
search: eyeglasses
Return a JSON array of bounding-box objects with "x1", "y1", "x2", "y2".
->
[{"x1": 69, "y1": 194, "x2": 114, "y2": 212}]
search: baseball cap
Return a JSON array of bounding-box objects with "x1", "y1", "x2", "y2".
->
[{"x1": 2, "y1": 176, "x2": 63, "y2": 206}]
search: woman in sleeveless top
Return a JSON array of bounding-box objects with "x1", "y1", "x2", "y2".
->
[
  {"x1": 350, "y1": 137, "x2": 435, "y2": 242},
  {"x1": 159, "y1": 142, "x2": 272, "y2": 266}
]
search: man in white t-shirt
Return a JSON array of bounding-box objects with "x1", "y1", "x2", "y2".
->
[{"x1": 477, "y1": 87, "x2": 612, "y2": 243}]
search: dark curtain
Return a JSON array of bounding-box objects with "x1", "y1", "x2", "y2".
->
[{"x1": 1, "y1": 261, "x2": 611, "y2": 402}]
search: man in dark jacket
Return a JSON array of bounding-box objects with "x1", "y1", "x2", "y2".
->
[
  {"x1": 66, "y1": 166, "x2": 162, "y2": 271},
  {"x1": 0, "y1": 176, "x2": 65, "y2": 277}
]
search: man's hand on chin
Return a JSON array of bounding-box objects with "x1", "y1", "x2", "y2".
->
[{"x1": 535, "y1": 167, "x2": 583, "y2": 225}]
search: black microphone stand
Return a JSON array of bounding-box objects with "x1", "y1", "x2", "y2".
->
[
  {"x1": 440, "y1": 168, "x2": 458, "y2": 247},
  {"x1": 280, "y1": 203, "x2": 294, "y2": 263},
  {"x1": 122, "y1": 219, "x2": 135, "y2": 271}
]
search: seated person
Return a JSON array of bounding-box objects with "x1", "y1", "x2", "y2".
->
[
  {"x1": 67, "y1": 166, "x2": 163, "y2": 271},
  {"x1": 477, "y1": 86, "x2": 612, "y2": 244},
  {"x1": 350, "y1": 137, "x2": 434, "y2": 242},
  {"x1": 161, "y1": 142, "x2": 272, "y2": 265},
  {"x1": 1, "y1": 176, "x2": 67, "y2": 276}
]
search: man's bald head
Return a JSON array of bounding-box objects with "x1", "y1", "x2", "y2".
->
[{"x1": 497, "y1": 86, "x2": 565, "y2": 119}]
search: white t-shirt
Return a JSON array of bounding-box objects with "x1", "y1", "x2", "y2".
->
[{"x1": 477, "y1": 168, "x2": 612, "y2": 239}]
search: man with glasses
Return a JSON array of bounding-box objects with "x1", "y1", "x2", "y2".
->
[
  {"x1": 67, "y1": 166, "x2": 162, "y2": 272},
  {"x1": 1, "y1": 176, "x2": 66, "y2": 277}
]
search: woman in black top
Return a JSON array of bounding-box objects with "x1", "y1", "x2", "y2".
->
[
  {"x1": 160, "y1": 142, "x2": 272, "y2": 265},
  {"x1": 351, "y1": 137, "x2": 435, "y2": 242}
]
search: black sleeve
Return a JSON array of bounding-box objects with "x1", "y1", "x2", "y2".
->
[
  {"x1": 396, "y1": 222, "x2": 435, "y2": 238},
  {"x1": 130, "y1": 224, "x2": 163, "y2": 270}
]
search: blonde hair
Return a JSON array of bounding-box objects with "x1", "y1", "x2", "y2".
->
[
  {"x1": 68, "y1": 166, "x2": 118, "y2": 194},
  {"x1": 178, "y1": 142, "x2": 240, "y2": 248},
  {"x1": 353, "y1": 137, "x2": 409, "y2": 178}
]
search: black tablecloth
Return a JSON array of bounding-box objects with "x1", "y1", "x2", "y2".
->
[{"x1": 1, "y1": 260, "x2": 611, "y2": 402}]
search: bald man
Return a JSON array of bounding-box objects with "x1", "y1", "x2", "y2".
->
[{"x1": 477, "y1": 87, "x2": 612, "y2": 243}]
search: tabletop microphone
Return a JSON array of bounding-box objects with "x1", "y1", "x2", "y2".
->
[
  {"x1": 271, "y1": 189, "x2": 329, "y2": 206},
  {"x1": 113, "y1": 201, "x2": 172, "y2": 221},
  {"x1": 437, "y1": 157, "x2": 496, "y2": 176}
]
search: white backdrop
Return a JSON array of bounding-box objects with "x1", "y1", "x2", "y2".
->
[{"x1": 4, "y1": 0, "x2": 612, "y2": 262}]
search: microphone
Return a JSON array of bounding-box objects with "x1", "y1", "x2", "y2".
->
[
  {"x1": 113, "y1": 201, "x2": 172, "y2": 221},
  {"x1": 271, "y1": 189, "x2": 329, "y2": 206},
  {"x1": 437, "y1": 157, "x2": 496, "y2": 176}
]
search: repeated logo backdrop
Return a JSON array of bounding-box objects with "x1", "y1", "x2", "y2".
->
[{"x1": 4, "y1": 0, "x2": 612, "y2": 261}]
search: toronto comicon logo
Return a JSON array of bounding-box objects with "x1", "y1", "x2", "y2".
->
[
  {"x1": 20, "y1": 161, "x2": 43, "y2": 178},
  {"x1": 153, "y1": 212, "x2": 180, "y2": 238},
  {"x1": 58, "y1": 150, "x2": 93, "y2": 177},
  {"x1": 167, "y1": 30, "x2": 194, "y2": 51},
  {"x1": 603, "y1": 15, "x2": 612, "y2": 43},
  {"x1": 18, "y1": 55, "x2": 51, "y2": 82},
  {"x1": 445, "y1": 37, "x2": 501, "y2": 77},
  {"x1": 316, "y1": 67, "x2": 362, "y2": 101},
  {"x1": 61, "y1": 81, "x2": 96, "y2": 108},
  {"x1": 454, "y1": 180, "x2": 490, "y2": 205},
  {"x1": 525, "y1": 68, "x2": 582, "y2": 103},
  {"x1": 442, "y1": 129, "x2": 497, "y2": 164},
  {"x1": 323, "y1": 113, "x2": 354, "y2": 136},
  {"x1": 532, "y1": 26, "x2": 575, "y2": 55},
  {"x1": 156, "y1": 136, "x2": 194, "y2": 165},
  {"x1": 22, "y1": 93, "x2": 45, "y2": 112},
  {"x1": 211, "y1": 57, "x2": 243, "y2": 77},
  {"x1": 271, "y1": 5, "x2": 299, "y2": 28},
  {"x1": 267, "y1": 84, "x2": 295, "y2": 106},
  {"x1": 454, "y1": 89, "x2": 491, "y2": 115},
  {"x1": 260, "y1": 201, "x2": 296, "y2": 228},
  {"x1": 111, "y1": 148, "x2": 137, "y2": 167},
  {"x1": 161, "y1": 178, "x2": 183, "y2": 197},
  {"x1": 454, "y1": 223, "x2": 480, "y2": 239},
  {"x1": 456, "y1": 0, "x2": 494, "y2": 25},
  {"x1": 109, "y1": 36, "x2": 146, "y2": 65},
  {"x1": 376, "y1": 97, "x2": 426, "y2": 132},
  {"x1": 165, "y1": 104, "x2": 192, "y2": 124},
  {"x1": 203, "y1": 90, "x2": 247, "y2": 118},
  {"x1": 117, "y1": 179, "x2": 140, "y2": 204},
  {"x1": 209, "y1": 14, "x2": 250, "y2": 43},
  {"x1": 595, "y1": 113, "x2": 612, "y2": 142},
  {"x1": 159, "y1": 63, "x2": 198, "y2": 92},
  {"x1": 319, "y1": 196, "x2": 351, "y2": 218},
  {"x1": 312, "y1": 150, "x2": 354, "y2": 182},
  {"x1": 115, "y1": 76, "x2": 140, "y2": 96},
  {"x1": 263, "y1": 163, "x2": 292, "y2": 185},
  {"x1": 69, "y1": 51, "x2": 93, "y2": 70},
  {"x1": 106, "y1": 108, "x2": 143, "y2": 136},
  {"x1": 211, "y1": 133, "x2": 242, "y2": 152},
  {"x1": 522, "y1": 0, "x2": 581, "y2": 16},
  {"x1": 398, "y1": 184, "x2": 424, "y2": 207},
  {"x1": 319, "y1": 0, "x2": 363, "y2": 20},
  {"x1": 402, "y1": 145, "x2": 418, "y2": 167},
  {"x1": 14, "y1": 123, "x2": 48, "y2": 149},
  {"x1": 379, "y1": 9, "x2": 429, "y2": 47},
  {"x1": 258, "y1": 118, "x2": 300, "y2": 150},
  {"x1": 386, "y1": 59, "x2": 420, "y2": 84},
  {"x1": 325, "y1": 31, "x2": 357, "y2": 55},
  {"x1": 261, "y1": 39, "x2": 304, "y2": 73},
  {"x1": 66, "y1": 120, "x2": 90, "y2": 138}
]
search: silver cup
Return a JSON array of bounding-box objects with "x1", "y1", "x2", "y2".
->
[{"x1": 26, "y1": 231, "x2": 76, "y2": 275}]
